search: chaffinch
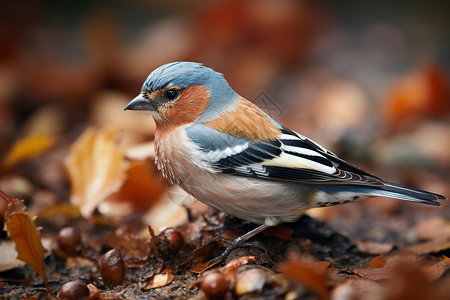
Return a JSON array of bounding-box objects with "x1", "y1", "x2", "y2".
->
[{"x1": 125, "y1": 62, "x2": 445, "y2": 261}]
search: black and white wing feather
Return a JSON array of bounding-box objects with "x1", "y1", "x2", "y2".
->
[
  {"x1": 193, "y1": 126, "x2": 383, "y2": 186},
  {"x1": 187, "y1": 125, "x2": 444, "y2": 205}
]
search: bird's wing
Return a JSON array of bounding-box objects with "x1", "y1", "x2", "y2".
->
[{"x1": 187, "y1": 125, "x2": 383, "y2": 186}]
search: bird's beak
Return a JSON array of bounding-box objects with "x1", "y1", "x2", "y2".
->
[{"x1": 124, "y1": 94, "x2": 156, "y2": 111}]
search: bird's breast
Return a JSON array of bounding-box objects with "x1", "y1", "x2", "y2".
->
[{"x1": 154, "y1": 126, "x2": 213, "y2": 184}]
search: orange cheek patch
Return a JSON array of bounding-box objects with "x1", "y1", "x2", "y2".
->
[
  {"x1": 162, "y1": 85, "x2": 210, "y2": 125},
  {"x1": 204, "y1": 98, "x2": 281, "y2": 142}
]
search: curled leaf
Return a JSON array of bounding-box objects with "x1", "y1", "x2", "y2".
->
[
  {"x1": 64, "y1": 128, "x2": 127, "y2": 218},
  {"x1": 144, "y1": 268, "x2": 175, "y2": 289},
  {"x1": 2, "y1": 133, "x2": 55, "y2": 169},
  {"x1": 4, "y1": 199, "x2": 49, "y2": 291}
]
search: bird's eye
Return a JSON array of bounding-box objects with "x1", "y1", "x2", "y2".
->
[{"x1": 164, "y1": 88, "x2": 179, "y2": 100}]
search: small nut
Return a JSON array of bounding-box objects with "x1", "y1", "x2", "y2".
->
[
  {"x1": 200, "y1": 271, "x2": 228, "y2": 300},
  {"x1": 234, "y1": 268, "x2": 267, "y2": 297},
  {"x1": 57, "y1": 227, "x2": 81, "y2": 255},
  {"x1": 58, "y1": 280, "x2": 89, "y2": 300},
  {"x1": 100, "y1": 249, "x2": 126, "y2": 286},
  {"x1": 164, "y1": 228, "x2": 184, "y2": 252}
]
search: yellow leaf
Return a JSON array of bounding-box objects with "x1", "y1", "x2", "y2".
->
[
  {"x1": 64, "y1": 128, "x2": 127, "y2": 218},
  {"x1": 4, "y1": 200, "x2": 49, "y2": 291},
  {"x1": 2, "y1": 134, "x2": 55, "y2": 169}
]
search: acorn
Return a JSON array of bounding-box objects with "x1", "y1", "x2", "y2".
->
[
  {"x1": 58, "y1": 280, "x2": 89, "y2": 300},
  {"x1": 100, "y1": 249, "x2": 126, "y2": 286},
  {"x1": 200, "y1": 271, "x2": 229, "y2": 300},
  {"x1": 164, "y1": 228, "x2": 184, "y2": 252},
  {"x1": 57, "y1": 227, "x2": 81, "y2": 255}
]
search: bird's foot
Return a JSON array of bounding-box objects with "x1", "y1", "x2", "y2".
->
[{"x1": 205, "y1": 236, "x2": 267, "y2": 266}]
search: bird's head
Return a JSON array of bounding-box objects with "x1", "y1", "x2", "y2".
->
[{"x1": 125, "y1": 62, "x2": 239, "y2": 127}]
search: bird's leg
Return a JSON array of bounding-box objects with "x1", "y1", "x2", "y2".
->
[{"x1": 206, "y1": 223, "x2": 271, "y2": 266}]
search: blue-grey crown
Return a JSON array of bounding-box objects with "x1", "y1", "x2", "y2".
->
[
  {"x1": 143, "y1": 62, "x2": 221, "y2": 92},
  {"x1": 142, "y1": 62, "x2": 239, "y2": 122}
]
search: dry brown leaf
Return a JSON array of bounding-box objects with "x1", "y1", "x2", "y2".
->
[
  {"x1": 382, "y1": 250, "x2": 417, "y2": 269},
  {"x1": 190, "y1": 261, "x2": 222, "y2": 274},
  {"x1": 37, "y1": 203, "x2": 82, "y2": 220},
  {"x1": 221, "y1": 256, "x2": 256, "y2": 280},
  {"x1": 148, "y1": 225, "x2": 159, "y2": 256},
  {"x1": 223, "y1": 256, "x2": 256, "y2": 275},
  {"x1": 422, "y1": 256, "x2": 450, "y2": 281},
  {"x1": 107, "y1": 161, "x2": 166, "y2": 209},
  {"x1": 383, "y1": 64, "x2": 449, "y2": 130},
  {"x1": 385, "y1": 263, "x2": 435, "y2": 300},
  {"x1": 353, "y1": 255, "x2": 450, "y2": 285},
  {"x1": 105, "y1": 232, "x2": 150, "y2": 258},
  {"x1": 144, "y1": 268, "x2": 175, "y2": 289},
  {"x1": 415, "y1": 217, "x2": 450, "y2": 241},
  {"x1": 351, "y1": 268, "x2": 394, "y2": 281},
  {"x1": 364, "y1": 255, "x2": 387, "y2": 269},
  {"x1": 407, "y1": 239, "x2": 450, "y2": 255},
  {"x1": 124, "y1": 142, "x2": 155, "y2": 160},
  {"x1": 279, "y1": 256, "x2": 331, "y2": 298},
  {"x1": 4, "y1": 199, "x2": 50, "y2": 291},
  {"x1": 263, "y1": 225, "x2": 293, "y2": 241},
  {"x1": 1, "y1": 133, "x2": 55, "y2": 169},
  {"x1": 355, "y1": 240, "x2": 394, "y2": 255},
  {"x1": 182, "y1": 241, "x2": 220, "y2": 269},
  {"x1": 64, "y1": 128, "x2": 127, "y2": 218}
]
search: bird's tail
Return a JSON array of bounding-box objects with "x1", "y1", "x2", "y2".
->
[{"x1": 369, "y1": 182, "x2": 446, "y2": 206}]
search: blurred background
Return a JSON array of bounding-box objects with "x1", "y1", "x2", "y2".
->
[{"x1": 0, "y1": 0, "x2": 449, "y2": 226}]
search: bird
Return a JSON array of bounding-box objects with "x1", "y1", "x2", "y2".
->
[{"x1": 125, "y1": 61, "x2": 446, "y2": 262}]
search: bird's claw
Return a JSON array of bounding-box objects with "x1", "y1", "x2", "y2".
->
[
  {"x1": 205, "y1": 236, "x2": 233, "y2": 246},
  {"x1": 205, "y1": 237, "x2": 267, "y2": 266}
]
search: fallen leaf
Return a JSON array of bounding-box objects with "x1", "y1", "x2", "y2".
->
[
  {"x1": 144, "y1": 268, "x2": 175, "y2": 289},
  {"x1": 190, "y1": 260, "x2": 222, "y2": 274},
  {"x1": 105, "y1": 232, "x2": 150, "y2": 258},
  {"x1": 407, "y1": 239, "x2": 450, "y2": 255},
  {"x1": 106, "y1": 161, "x2": 166, "y2": 210},
  {"x1": 37, "y1": 203, "x2": 82, "y2": 220},
  {"x1": 263, "y1": 225, "x2": 293, "y2": 241},
  {"x1": 148, "y1": 225, "x2": 159, "y2": 256},
  {"x1": 0, "y1": 282, "x2": 6, "y2": 289},
  {"x1": 415, "y1": 217, "x2": 450, "y2": 241},
  {"x1": 91, "y1": 91, "x2": 156, "y2": 137},
  {"x1": 124, "y1": 142, "x2": 155, "y2": 160},
  {"x1": 223, "y1": 256, "x2": 256, "y2": 274},
  {"x1": 383, "y1": 250, "x2": 418, "y2": 269},
  {"x1": 355, "y1": 240, "x2": 394, "y2": 255},
  {"x1": 4, "y1": 199, "x2": 50, "y2": 291},
  {"x1": 64, "y1": 128, "x2": 127, "y2": 218},
  {"x1": 222, "y1": 256, "x2": 256, "y2": 279},
  {"x1": 279, "y1": 256, "x2": 331, "y2": 298},
  {"x1": 181, "y1": 241, "x2": 221, "y2": 268},
  {"x1": 383, "y1": 64, "x2": 449, "y2": 130},
  {"x1": 422, "y1": 256, "x2": 450, "y2": 281},
  {"x1": 1, "y1": 133, "x2": 55, "y2": 169},
  {"x1": 351, "y1": 268, "x2": 394, "y2": 281},
  {"x1": 385, "y1": 263, "x2": 433, "y2": 300},
  {"x1": 142, "y1": 192, "x2": 189, "y2": 234},
  {"x1": 364, "y1": 255, "x2": 387, "y2": 269}
]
